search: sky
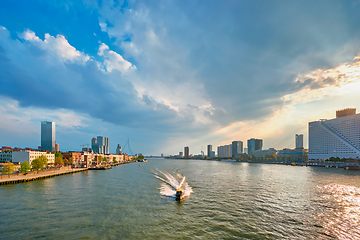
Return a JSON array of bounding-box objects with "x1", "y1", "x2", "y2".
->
[{"x1": 1, "y1": 0, "x2": 360, "y2": 156}]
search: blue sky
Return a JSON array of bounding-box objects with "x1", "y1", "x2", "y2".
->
[{"x1": 1, "y1": 0, "x2": 360, "y2": 155}]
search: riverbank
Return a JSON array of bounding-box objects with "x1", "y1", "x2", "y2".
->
[
  {"x1": 0, "y1": 168, "x2": 88, "y2": 185},
  {"x1": 0, "y1": 160, "x2": 137, "y2": 185}
]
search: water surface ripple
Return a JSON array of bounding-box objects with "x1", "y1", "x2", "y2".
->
[{"x1": 1, "y1": 159, "x2": 360, "y2": 239}]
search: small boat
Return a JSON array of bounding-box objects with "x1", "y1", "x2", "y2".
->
[{"x1": 175, "y1": 188, "x2": 184, "y2": 200}]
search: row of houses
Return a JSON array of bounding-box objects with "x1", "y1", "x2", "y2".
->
[{"x1": 0, "y1": 148, "x2": 135, "y2": 167}]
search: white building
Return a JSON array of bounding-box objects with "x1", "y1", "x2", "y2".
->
[
  {"x1": 309, "y1": 108, "x2": 360, "y2": 160},
  {"x1": 1, "y1": 151, "x2": 55, "y2": 165}
]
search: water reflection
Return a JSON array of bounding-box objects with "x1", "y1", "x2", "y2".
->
[{"x1": 317, "y1": 184, "x2": 360, "y2": 239}]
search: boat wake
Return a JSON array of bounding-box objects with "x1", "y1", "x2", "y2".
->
[{"x1": 154, "y1": 170, "x2": 193, "y2": 200}]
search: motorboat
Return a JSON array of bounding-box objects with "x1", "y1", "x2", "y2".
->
[{"x1": 175, "y1": 188, "x2": 184, "y2": 200}]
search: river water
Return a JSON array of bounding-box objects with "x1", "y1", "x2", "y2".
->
[{"x1": 1, "y1": 159, "x2": 360, "y2": 239}]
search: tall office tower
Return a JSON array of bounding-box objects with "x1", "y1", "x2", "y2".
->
[
  {"x1": 295, "y1": 134, "x2": 304, "y2": 149},
  {"x1": 184, "y1": 146, "x2": 189, "y2": 158},
  {"x1": 91, "y1": 137, "x2": 99, "y2": 153},
  {"x1": 309, "y1": 108, "x2": 360, "y2": 159},
  {"x1": 247, "y1": 138, "x2": 263, "y2": 156},
  {"x1": 217, "y1": 146, "x2": 220, "y2": 158},
  {"x1": 97, "y1": 136, "x2": 109, "y2": 154},
  {"x1": 232, "y1": 141, "x2": 243, "y2": 157},
  {"x1": 116, "y1": 144, "x2": 122, "y2": 154},
  {"x1": 207, "y1": 145, "x2": 212, "y2": 157},
  {"x1": 41, "y1": 121, "x2": 55, "y2": 151}
]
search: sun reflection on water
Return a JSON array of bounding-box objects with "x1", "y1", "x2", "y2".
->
[{"x1": 317, "y1": 184, "x2": 360, "y2": 239}]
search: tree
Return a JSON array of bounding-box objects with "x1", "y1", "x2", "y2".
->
[
  {"x1": 68, "y1": 157, "x2": 74, "y2": 165},
  {"x1": 138, "y1": 155, "x2": 145, "y2": 159},
  {"x1": 113, "y1": 157, "x2": 117, "y2": 163},
  {"x1": 55, "y1": 156, "x2": 64, "y2": 166},
  {"x1": 38, "y1": 155, "x2": 49, "y2": 167},
  {"x1": 20, "y1": 161, "x2": 31, "y2": 173},
  {"x1": 64, "y1": 158, "x2": 69, "y2": 165},
  {"x1": 55, "y1": 152, "x2": 63, "y2": 158},
  {"x1": 31, "y1": 158, "x2": 44, "y2": 170},
  {"x1": 2, "y1": 162, "x2": 15, "y2": 174}
]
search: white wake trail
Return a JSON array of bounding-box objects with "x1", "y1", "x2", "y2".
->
[{"x1": 155, "y1": 170, "x2": 193, "y2": 199}]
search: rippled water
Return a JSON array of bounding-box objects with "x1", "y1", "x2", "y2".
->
[{"x1": 1, "y1": 159, "x2": 360, "y2": 239}]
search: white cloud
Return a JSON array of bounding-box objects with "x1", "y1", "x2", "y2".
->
[
  {"x1": 97, "y1": 42, "x2": 136, "y2": 72},
  {"x1": 283, "y1": 54, "x2": 360, "y2": 105},
  {"x1": 99, "y1": 21, "x2": 107, "y2": 32},
  {"x1": 19, "y1": 30, "x2": 90, "y2": 63}
]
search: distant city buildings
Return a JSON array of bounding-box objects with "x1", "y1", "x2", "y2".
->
[
  {"x1": 116, "y1": 144, "x2": 122, "y2": 154},
  {"x1": 184, "y1": 147, "x2": 189, "y2": 158},
  {"x1": 295, "y1": 134, "x2": 303, "y2": 149},
  {"x1": 41, "y1": 121, "x2": 55, "y2": 151},
  {"x1": 309, "y1": 108, "x2": 360, "y2": 159},
  {"x1": 92, "y1": 136, "x2": 109, "y2": 154},
  {"x1": 277, "y1": 148, "x2": 308, "y2": 161},
  {"x1": 207, "y1": 145, "x2": 212, "y2": 157},
  {"x1": 217, "y1": 144, "x2": 232, "y2": 158},
  {"x1": 247, "y1": 138, "x2": 263, "y2": 156},
  {"x1": 179, "y1": 152, "x2": 183, "y2": 157},
  {"x1": 232, "y1": 141, "x2": 243, "y2": 157},
  {"x1": 254, "y1": 148, "x2": 276, "y2": 159}
]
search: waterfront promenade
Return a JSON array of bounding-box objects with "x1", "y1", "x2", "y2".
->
[
  {"x1": 0, "y1": 168, "x2": 88, "y2": 185},
  {"x1": 0, "y1": 161, "x2": 137, "y2": 185}
]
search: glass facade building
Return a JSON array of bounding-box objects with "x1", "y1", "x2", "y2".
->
[{"x1": 41, "y1": 121, "x2": 55, "y2": 151}]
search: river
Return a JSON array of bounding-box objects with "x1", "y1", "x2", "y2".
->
[{"x1": 1, "y1": 159, "x2": 360, "y2": 239}]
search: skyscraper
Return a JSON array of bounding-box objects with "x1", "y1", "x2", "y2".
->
[
  {"x1": 91, "y1": 137, "x2": 99, "y2": 153},
  {"x1": 295, "y1": 134, "x2": 303, "y2": 149},
  {"x1": 247, "y1": 138, "x2": 263, "y2": 156},
  {"x1": 207, "y1": 144, "x2": 212, "y2": 157},
  {"x1": 116, "y1": 144, "x2": 122, "y2": 154},
  {"x1": 41, "y1": 121, "x2": 55, "y2": 151},
  {"x1": 184, "y1": 146, "x2": 189, "y2": 158},
  {"x1": 232, "y1": 141, "x2": 243, "y2": 157},
  {"x1": 91, "y1": 136, "x2": 109, "y2": 154},
  {"x1": 309, "y1": 108, "x2": 360, "y2": 159}
]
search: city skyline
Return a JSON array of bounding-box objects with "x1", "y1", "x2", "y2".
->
[{"x1": 1, "y1": 1, "x2": 360, "y2": 155}]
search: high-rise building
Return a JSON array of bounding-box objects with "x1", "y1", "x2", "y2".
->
[
  {"x1": 116, "y1": 144, "x2": 122, "y2": 154},
  {"x1": 232, "y1": 141, "x2": 243, "y2": 157},
  {"x1": 92, "y1": 136, "x2": 109, "y2": 154},
  {"x1": 247, "y1": 138, "x2": 263, "y2": 156},
  {"x1": 207, "y1": 145, "x2": 212, "y2": 157},
  {"x1": 91, "y1": 137, "x2": 99, "y2": 153},
  {"x1": 295, "y1": 134, "x2": 303, "y2": 149},
  {"x1": 309, "y1": 108, "x2": 360, "y2": 159},
  {"x1": 184, "y1": 146, "x2": 189, "y2": 158},
  {"x1": 41, "y1": 121, "x2": 55, "y2": 151}
]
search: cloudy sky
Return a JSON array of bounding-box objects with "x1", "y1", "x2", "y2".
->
[{"x1": 1, "y1": 0, "x2": 360, "y2": 155}]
